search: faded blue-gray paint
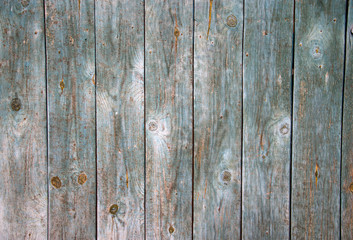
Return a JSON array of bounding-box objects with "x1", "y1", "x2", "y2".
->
[{"x1": 0, "y1": 0, "x2": 351, "y2": 239}]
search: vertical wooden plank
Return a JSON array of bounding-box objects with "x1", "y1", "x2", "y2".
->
[
  {"x1": 193, "y1": 0, "x2": 242, "y2": 239},
  {"x1": 291, "y1": 1, "x2": 346, "y2": 239},
  {"x1": 0, "y1": 0, "x2": 47, "y2": 238},
  {"x1": 145, "y1": 0, "x2": 193, "y2": 239},
  {"x1": 342, "y1": 1, "x2": 353, "y2": 239},
  {"x1": 96, "y1": 0, "x2": 144, "y2": 239},
  {"x1": 242, "y1": 0, "x2": 293, "y2": 239},
  {"x1": 45, "y1": 0, "x2": 96, "y2": 238}
]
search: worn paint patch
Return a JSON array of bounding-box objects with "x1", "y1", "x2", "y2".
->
[
  {"x1": 206, "y1": 0, "x2": 213, "y2": 40},
  {"x1": 60, "y1": 77, "x2": 65, "y2": 94},
  {"x1": 315, "y1": 164, "x2": 319, "y2": 188}
]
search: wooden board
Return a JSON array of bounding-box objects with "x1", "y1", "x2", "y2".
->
[
  {"x1": 193, "y1": 0, "x2": 242, "y2": 239},
  {"x1": 96, "y1": 0, "x2": 144, "y2": 239},
  {"x1": 145, "y1": 0, "x2": 193, "y2": 238},
  {"x1": 45, "y1": 0, "x2": 96, "y2": 238},
  {"x1": 291, "y1": 1, "x2": 346, "y2": 239},
  {"x1": 342, "y1": 1, "x2": 353, "y2": 239},
  {"x1": 242, "y1": 0, "x2": 293, "y2": 239},
  {"x1": 0, "y1": 0, "x2": 47, "y2": 238}
]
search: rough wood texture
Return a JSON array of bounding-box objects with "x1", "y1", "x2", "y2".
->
[
  {"x1": 193, "y1": 0, "x2": 242, "y2": 239},
  {"x1": 0, "y1": 0, "x2": 47, "y2": 238},
  {"x1": 45, "y1": 0, "x2": 96, "y2": 238},
  {"x1": 242, "y1": 0, "x2": 293, "y2": 239},
  {"x1": 342, "y1": 1, "x2": 353, "y2": 239},
  {"x1": 291, "y1": 1, "x2": 346, "y2": 239},
  {"x1": 145, "y1": 0, "x2": 193, "y2": 238},
  {"x1": 96, "y1": 0, "x2": 144, "y2": 239}
]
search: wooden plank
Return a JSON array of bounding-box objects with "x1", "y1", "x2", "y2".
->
[
  {"x1": 145, "y1": 0, "x2": 193, "y2": 238},
  {"x1": 291, "y1": 1, "x2": 346, "y2": 239},
  {"x1": 342, "y1": 1, "x2": 353, "y2": 239},
  {"x1": 96, "y1": 0, "x2": 144, "y2": 239},
  {"x1": 45, "y1": 0, "x2": 96, "y2": 238},
  {"x1": 242, "y1": 0, "x2": 293, "y2": 239},
  {"x1": 193, "y1": 0, "x2": 242, "y2": 239},
  {"x1": 0, "y1": 0, "x2": 47, "y2": 238}
]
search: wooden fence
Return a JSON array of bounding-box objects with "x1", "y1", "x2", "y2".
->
[{"x1": 0, "y1": 0, "x2": 352, "y2": 239}]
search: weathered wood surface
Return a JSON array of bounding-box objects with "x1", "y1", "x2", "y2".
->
[
  {"x1": 96, "y1": 0, "x2": 144, "y2": 239},
  {"x1": 145, "y1": 0, "x2": 193, "y2": 239},
  {"x1": 1, "y1": 1, "x2": 353, "y2": 239},
  {"x1": 291, "y1": 1, "x2": 346, "y2": 239},
  {"x1": 45, "y1": 0, "x2": 96, "y2": 238},
  {"x1": 342, "y1": 1, "x2": 353, "y2": 239},
  {"x1": 242, "y1": 0, "x2": 293, "y2": 239},
  {"x1": 0, "y1": 0, "x2": 47, "y2": 238},
  {"x1": 193, "y1": 0, "x2": 242, "y2": 239}
]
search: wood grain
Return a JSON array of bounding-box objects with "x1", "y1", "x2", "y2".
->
[
  {"x1": 291, "y1": 1, "x2": 346, "y2": 239},
  {"x1": 96, "y1": 0, "x2": 144, "y2": 239},
  {"x1": 193, "y1": 0, "x2": 243, "y2": 239},
  {"x1": 242, "y1": 0, "x2": 293, "y2": 239},
  {"x1": 342, "y1": 1, "x2": 353, "y2": 239},
  {"x1": 145, "y1": 0, "x2": 193, "y2": 239},
  {"x1": 45, "y1": 0, "x2": 96, "y2": 238},
  {"x1": 0, "y1": 0, "x2": 47, "y2": 238}
]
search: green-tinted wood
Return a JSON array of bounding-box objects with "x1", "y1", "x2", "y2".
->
[
  {"x1": 291, "y1": 1, "x2": 346, "y2": 239},
  {"x1": 193, "y1": 0, "x2": 242, "y2": 239},
  {"x1": 45, "y1": 0, "x2": 96, "y2": 238},
  {"x1": 242, "y1": 0, "x2": 293, "y2": 239},
  {"x1": 96, "y1": 0, "x2": 144, "y2": 239},
  {"x1": 145, "y1": 0, "x2": 193, "y2": 238},
  {"x1": 342, "y1": 1, "x2": 353, "y2": 239},
  {"x1": 0, "y1": 0, "x2": 47, "y2": 238}
]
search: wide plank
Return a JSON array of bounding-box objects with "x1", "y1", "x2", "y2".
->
[
  {"x1": 193, "y1": 0, "x2": 243, "y2": 239},
  {"x1": 342, "y1": 1, "x2": 353, "y2": 239},
  {"x1": 96, "y1": 0, "x2": 145, "y2": 239},
  {"x1": 0, "y1": 0, "x2": 47, "y2": 238},
  {"x1": 242, "y1": 0, "x2": 293, "y2": 239},
  {"x1": 291, "y1": 1, "x2": 346, "y2": 239},
  {"x1": 45, "y1": 0, "x2": 96, "y2": 238},
  {"x1": 145, "y1": 0, "x2": 193, "y2": 238}
]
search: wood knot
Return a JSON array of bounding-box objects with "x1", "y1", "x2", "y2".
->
[
  {"x1": 174, "y1": 27, "x2": 180, "y2": 38},
  {"x1": 226, "y1": 15, "x2": 237, "y2": 27},
  {"x1": 221, "y1": 170, "x2": 232, "y2": 184},
  {"x1": 169, "y1": 225, "x2": 175, "y2": 234},
  {"x1": 349, "y1": 183, "x2": 353, "y2": 193},
  {"x1": 280, "y1": 124, "x2": 289, "y2": 135},
  {"x1": 109, "y1": 204, "x2": 119, "y2": 214},
  {"x1": 78, "y1": 172, "x2": 87, "y2": 185},
  {"x1": 51, "y1": 176, "x2": 62, "y2": 189},
  {"x1": 148, "y1": 121, "x2": 158, "y2": 132},
  {"x1": 11, "y1": 97, "x2": 21, "y2": 111}
]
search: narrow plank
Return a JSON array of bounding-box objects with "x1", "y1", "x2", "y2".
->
[
  {"x1": 45, "y1": 0, "x2": 96, "y2": 238},
  {"x1": 96, "y1": 0, "x2": 144, "y2": 238},
  {"x1": 291, "y1": 1, "x2": 346, "y2": 239},
  {"x1": 145, "y1": 0, "x2": 193, "y2": 238},
  {"x1": 342, "y1": 1, "x2": 353, "y2": 239},
  {"x1": 0, "y1": 0, "x2": 47, "y2": 238},
  {"x1": 242, "y1": 0, "x2": 293, "y2": 239},
  {"x1": 193, "y1": 0, "x2": 242, "y2": 239}
]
